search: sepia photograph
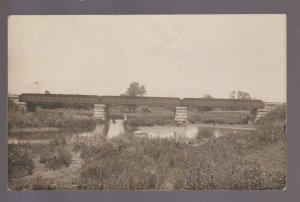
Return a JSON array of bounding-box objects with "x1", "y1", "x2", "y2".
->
[{"x1": 8, "y1": 14, "x2": 286, "y2": 190}]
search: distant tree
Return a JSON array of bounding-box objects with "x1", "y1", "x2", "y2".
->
[
  {"x1": 45, "y1": 90, "x2": 51, "y2": 94},
  {"x1": 124, "y1": 82, "x2": 147, "y2": 97},
  {"x1": 203, "y1": 94, "x2": 213, "y2": 99},
  {"x1": 121, "y1": 82, "x2": 147, "y2": 112},
  {"x1": 229, "y1": 90, "x2": 251, "y2": 100}
]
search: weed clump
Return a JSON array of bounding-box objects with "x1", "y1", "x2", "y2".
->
[
  {"x1": 40, "y1": 146, "x2": 72, "y2": 170},
  {"x1": 8, "y1": 145, "x2": 35, "y2": 179}
]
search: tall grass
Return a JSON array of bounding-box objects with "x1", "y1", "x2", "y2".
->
[
  {"x1": 8, "y1": 145, "x2": 35, "y2": 179},
  {"x1": 76, "y1": 105, "x2": 286, "y2": 190},
  {"x1": 38, "y1": 136, "x2": 72, "y2": 170},
  {"x1": 188, "y1": 110, "x2": 250, "y2": 124},
  {"x1": 8, "y1": 109, "x2": 99, "y2": 132},
  {"x1": 39, "y1": 146, "x2": 72, "y2": 170},
  {"x1": 77, "y1": 135, "x2": 285, "y2": 190},
  {"x1": 254, "y1": 104, "x2": 286, "y2": 144},
  {"x1": 110, "y1": 106, "x2": 176, "y2": 127}
]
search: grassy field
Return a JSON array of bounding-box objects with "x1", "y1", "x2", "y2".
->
[
  {"x1": 8, "y1": 105, "x2": 286, "y2": 190},
  {"x1": 109, "y1": 106, "x2": 176, "y2": 127},
  {"x1": 110, "y1": 106, "x2": 250, "y2": 126},
  {"x1": 188, "y1": 109, "x2": 251, "y2": 124},
  {"x1": 8, "y1": 109, "x2": 99, "y2": 132}
]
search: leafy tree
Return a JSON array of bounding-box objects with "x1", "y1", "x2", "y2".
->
[
  {"x1": 203, "y1": 94, "x2": 213, "y2": 99},
  {"x1": 121, "y1": 82, "x2": 147, "y2": 112},
  {"x1": 45, "y1": 90, "x2": 51, "y2": 94},
  {"x1": 229, "y1": 91, "x2": 251, "y2": 100},
  {"x1": 125, "y1": 82, "x2": 146, "y2": 97}
]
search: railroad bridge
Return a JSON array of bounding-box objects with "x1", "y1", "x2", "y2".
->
[{"x1": 18, "y1": 93, "x2": 265, "y2": 122}]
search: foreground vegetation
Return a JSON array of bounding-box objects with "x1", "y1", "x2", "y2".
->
[
  {"x1": 77, "y1": 105, "x2": 286, "y2": 190},
  {"x1": 8, "y1": 105, "x2": 286, "y2": 190},
  {"x1": 8, "y1": 137, "x2": 72, "y2": 182}
]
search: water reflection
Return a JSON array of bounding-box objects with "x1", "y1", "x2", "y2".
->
[
  {"x1": 8, "y1": 122, "x2": 253, "y2": 145},
  {"x1": 107, "y1": 120, "x2": 125, "y2": 139},
  {"x1": 8, "y1": 138, "x2": 51, "y2": 145},
  {"x1": 77, "y1": 124, "x2": 106, "y2": 139},
  {"x1": 134, "y1": 126, "x2": 245, "y2": 140}
]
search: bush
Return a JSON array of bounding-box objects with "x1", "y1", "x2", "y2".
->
[
  {"x1": 8, "y1": 145, "x2": 35, "y2": 179},
  {"x1": 40, "y1": 146, "x2": 72, "y2": 170},
  {"x1": 250, "y1": 105, "x2": 286, "y2": 145}
]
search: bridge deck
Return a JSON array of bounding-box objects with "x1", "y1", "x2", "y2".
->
[{"x1": 19, "y1": 93, "x2": 264, "y2": 109}]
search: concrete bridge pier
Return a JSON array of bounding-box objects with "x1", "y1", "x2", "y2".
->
[
  {"x1": 14, "y1": 102, "x2": 37, "y2": 113},
  {"x1": 15, "y1": 102, "x2": 28, "y2": 113},
  {"x1": 254, "y1": 108, "x2": 272, "y2": 122},
  {"x1": 93, "y1": 104, "x2": 108, "y2": 120},
  {"x1": 175, "y1": 106, "x2": 188, "y2": 123}
]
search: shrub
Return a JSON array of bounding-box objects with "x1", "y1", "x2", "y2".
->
[
  {"x1": 40, "y1": 146, "x2": 72, "y2": 170},
  {"x1": 251, "y1": 105, "x2": 286, "y2": 145},
  {"x1": 8, "y1": 145, "x2": 35, "y2": 179}
]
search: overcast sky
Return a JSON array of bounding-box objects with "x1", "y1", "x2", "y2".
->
[{"x1": 8, "y1": 15, "x2": 286, "y2": 102}]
